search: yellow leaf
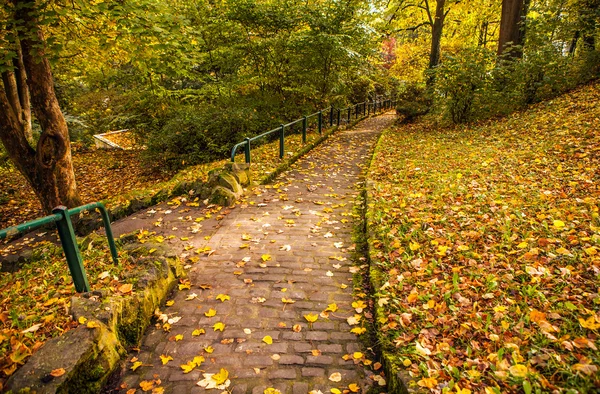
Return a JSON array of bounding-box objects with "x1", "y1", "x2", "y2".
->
[
  {"x1": 78, "y1": 316, "x2": 87, "y2": 325},
  {"x1": 325, "y1": 303, "x2": 338, "y2": 312},
  {"x1": 205, "y1": 308, "x2": 217, "y2": 317},
  {"x1": 192, "y1": 355, "x2": 205, "y2": 365},
  {"x1": 403, "y1": 358, "x2": 412, "y2": 366},
  {"x1": 331, "y1": 389, "x2": 342, "y2": 394},
  {"x1": 281, "y1": 298, "x2": 295, "y2": 304},
  {"x1": 212, "y1": 368, "x2": 229, "y2": 384},
  {"x1": 352, "y1": 300, "x2": 367, "y2": 311},
  {"x1": 457, "y1": 245, "x2": 470, "y2": 251},
  {"x1": 204, "y1": 346, "x2": 214, "y2": 353},
  {"x1": 180, "y1": 361, "x2": 196, "y2": 373},
  {"x1": 174, "y1": 334, "x2": 183, "y2": 341},
  {"x1": 553, "y1": 220, "x2": 565, "y2": 228},
  {"x1": 131, "y1": 361, "x2": 143, "y2": 371},
  {"x1": 556, "y1": 247, "x2": 571, "y2": 255},
  {"x1": 579, "y1": 316, "x2": 600, "y2": 330},
  {"x1": 304, "y1": 313, "x2": 318, "y2": 323},
  {"x1": 192, "y1": 328, "x2": 205, "y2": 336},
  {"x1": 160, "y1": 355, "x2": 173, "y2": 365},
  {"x1": 410, "y1": 242, "x2": 420, "y2": 251},
  {"x1": 86, "y1": 321, "x2": 100, "y2": 329},
  {"x1": 216, "y1": 294, "x2": 230, "y2": 302},
  {"x1": 584, "y1": 247, "x2": 597, "y2": 256},
  {"x1": 165, "y1": 300, "x2": 175, "y2": 307},
  {"x1": 348, "y1": 383, "x2": 360, "y2": 392},
  {"x1": 508, "y1": 364, "x2": 528, "y2": 378},
  {"x1": 417, "y1": 377, "x2": 438, "y2": 389},
  {"x1": 517, "y1": 242, "x2": 528, "y2": 249},
  {"x1": 350, "y1": 327, "x2": 366, "y2": 335},
  {"x1": 261, "y1": 254, "x2": 271, "y2": 262},
  {"x1": 263, "y1": 335, "x2": 273, "y2": 345},
  {"x1": 353, "y1": 352, "x2": 363, "y2": 359},
  {"x1": 264, "y1": 389, "x2": 281, "y2": 394},
  {"x1": 213, "y1": 322, "x2": 226, "y2": 331}
]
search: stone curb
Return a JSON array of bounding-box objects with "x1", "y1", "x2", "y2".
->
[
  {"x1": 5, "y1": 247, "x2": 184, "y2": 394},
  {"x1": 363, "y1": 125, "x2": 425, "y2": 394}
]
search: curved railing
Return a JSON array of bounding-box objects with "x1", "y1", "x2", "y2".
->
[
  {"x1": 231, "y1": 98, "x2": 395, "y2": 163},
  {"x1": 0, "y1": 202, "x2": 118, "y2": 292}
]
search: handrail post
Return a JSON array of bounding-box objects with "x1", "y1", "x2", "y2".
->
[
  {"x1": 318, "y1": 110, "x2": 323, "y2": 135},
  {"x1": 329, "y1": 106, "x2": 334, "y2": 127},
  {"x1": 244, "y1": 137, "x2": 251, "y2": 164},
  {"x1": 279, "y1": 124, "x2": 285, "y2": 159},
  {"x1": 363, "y1": 102, "x2": 366, "y2": 116},
  {"x1": 337, "y1": 109, "x2": 341, "y2": 126},
  {"x1": 347, "y1": 108, "x2": 351, "y2": 123},
  {"x1": 302, "y1": 116, "x2": 307, "y2": 144},
  {"x1": 96, "y1": 205, "x2": 118, "y2": 265},
  {"x1": 52, "y1": 206, "x2": 90, "y2": 293}
]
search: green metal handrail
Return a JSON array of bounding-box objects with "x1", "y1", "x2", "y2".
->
[
  {"x1": 231, "y1": 97, "x2": 396, "y2": 163},
  {"x1": 0, "y1": 202, "x2": 118, "y2": 293}
]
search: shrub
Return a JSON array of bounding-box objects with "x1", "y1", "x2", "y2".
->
[
  {"x1": 434, "y1": 48, "x2": 491, "y2": 123},
  {"x1": 394, "y1": 82, "x2": 431, "y2": 123}
]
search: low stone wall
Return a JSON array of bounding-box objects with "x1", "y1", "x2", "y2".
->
[{"x1": 5, "y1": 252, "x2": 183, "y2": 394}]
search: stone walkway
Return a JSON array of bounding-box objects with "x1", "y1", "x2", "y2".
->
[{"x1": 111, "y1": 113, "x2": 396, "y2": 394}]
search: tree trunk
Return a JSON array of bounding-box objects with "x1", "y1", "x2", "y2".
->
[
  {"x1": 569, "y1": 30, "x2": 581, "y2": 55},
  {"x1": 429, "y1": 0, "x2": 446, "y2": 70},
  {"x1": 497, "y1": 0, "x2": 530, "y2": 58},
  {"x1": 1, "y1": 45, "x2": 33, "y2": 145},
  {"x1": 0, "y1": 0, "x2": 80, "y2": 214},
  {"x1": 578, "y1": 0, "x2": 599, "y2": 50}
]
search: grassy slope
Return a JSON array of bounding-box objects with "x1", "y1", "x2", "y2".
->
[{"x1": 367, "y1": 82, "x2": 600, "y2": 393}]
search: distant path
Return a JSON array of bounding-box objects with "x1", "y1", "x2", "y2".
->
[{"x1": 110, "y1": 112, "x2": 396, "y2": 393}]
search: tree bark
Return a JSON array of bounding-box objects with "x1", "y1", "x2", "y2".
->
[
  {"x1": 0, "y1": 0, "x2": 80, "y2": 214},
  {"x1": 497, "y1": 0, "x2": 530, "y2": 58},
  {"x1": 428, "y1": 0, "x2": 446, "y2": 70},
  {"x1": 569, "y1": 30, "x2": 581, "y2": 55},
  {"x1": 1, "y1": 45, "x2": 32, "y2": 144}
]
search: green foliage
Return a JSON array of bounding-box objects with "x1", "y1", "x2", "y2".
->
[
  {"x1": 394, "y1": 82, "x2": 431, "y2": 123},
  {"x1": 432, "y1": 45, "x2": 600, "y2": 124},
  {"x1": 36, "y1": 0, "x2": 389, "y2": 167},
  {"x1": 434, "y1": 49, "x2": 491, "y2": 123}
]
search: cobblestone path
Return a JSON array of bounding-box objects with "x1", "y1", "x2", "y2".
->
[{"x1": 113, "y1": 112, "x2": 396, "y2": 394}]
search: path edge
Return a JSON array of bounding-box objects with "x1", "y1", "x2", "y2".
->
[
  {"x1": 257, "y1": 114, "x2": 373, "y2": 186},
  {"x1": 363, "y1": 123, "x2": 424, "y2": 394}
]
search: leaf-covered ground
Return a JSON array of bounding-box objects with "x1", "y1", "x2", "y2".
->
[
  {"x1": 0, "y1": 150, "x2": 174, "y2": 229},
  {"x1": 368, "y1": 82, "x2": 600, "y2": 393}
]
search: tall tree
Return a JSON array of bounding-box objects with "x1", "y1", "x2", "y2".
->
[
  {"x1": 497, "y1": 0, "x2": 531, "y2": 58},
  {"x1": 429, "y1": 0, "x2": 446, "y2": 70},
  {"x1": 0, "y1": 0, "x2": 81, "y2": 213}
]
